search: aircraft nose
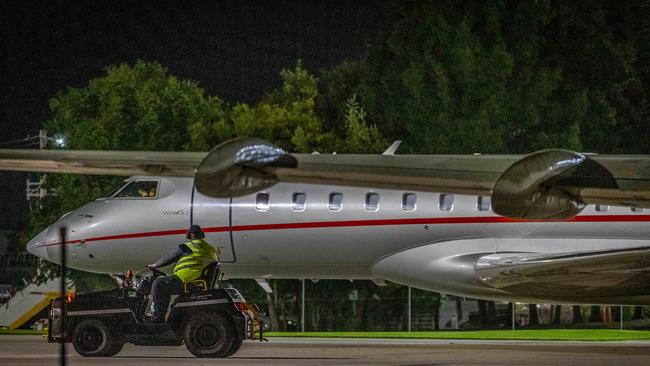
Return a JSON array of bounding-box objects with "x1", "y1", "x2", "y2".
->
[{"x1": 26, "y1": 228, "x2": 49, "y2": 260}]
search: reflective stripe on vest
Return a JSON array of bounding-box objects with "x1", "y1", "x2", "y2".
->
[{"x1": 173, "y1": 239, "x2": 218, "y2": 283}]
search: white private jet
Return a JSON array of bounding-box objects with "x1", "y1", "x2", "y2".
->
[{"x1": 1, "y1": 137, "x2": 649, "y2": 304}]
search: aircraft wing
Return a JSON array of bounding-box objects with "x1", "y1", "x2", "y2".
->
[
  {"x1": 476, "y1": 248, "x2": 650, "y2": 298},
  {"x1": 195, "y1": 138, "x2": 650, "y2": 219},
  {"x1": 0, "y1": 149, "x2": 204, "y2": 177},
  {"x1": 1, "y1": 137, "x2": 649, "y2": 219}
]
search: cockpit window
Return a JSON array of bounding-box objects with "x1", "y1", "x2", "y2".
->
[
  {"x1": 103, "y1": 181, "x2": 129, "y2": 198},
  {"x1": 114, "y1": 181, "x2": 159, "y2": 199}
]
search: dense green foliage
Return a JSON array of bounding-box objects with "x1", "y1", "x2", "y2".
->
[
  {"x1": 364, "y1": 1, "x2": 585, "y2": 153},
  {"x1": 336, "y1": 1, "x2": 649, "y2": 154},
  {"x1": 18, "y1": 0, "x2": 650, "y2": 329}
]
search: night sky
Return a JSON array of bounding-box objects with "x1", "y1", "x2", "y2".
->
[{"x1": 0, "y1": 1, "x2": 387, "y2": 233}]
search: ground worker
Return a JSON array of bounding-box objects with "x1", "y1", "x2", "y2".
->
[{"x1": 146, "y1": 224, "x2": 220, "y2": 323}]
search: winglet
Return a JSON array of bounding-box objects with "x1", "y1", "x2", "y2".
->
[{"x1": 382, "y1": 140, "x2": 402, "y2": 155}]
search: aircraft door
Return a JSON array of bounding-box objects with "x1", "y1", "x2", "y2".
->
[{"x1": 191, "y1": 185, "x2": 235, "y2": 262}]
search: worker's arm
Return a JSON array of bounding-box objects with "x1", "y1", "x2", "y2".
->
[{"x1": 149, "y1": 244, "x2": 191, "y2": 268}]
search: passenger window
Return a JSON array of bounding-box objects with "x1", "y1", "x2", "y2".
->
[
  {"x1": 114, "y1": 181, "x2": 158, "y2": 199},
  {"x1": 477, "y1": 196, "x2": 491, "y2": 211},
  {"x1": 292, "y1": 192, "x2": 307, "y2": 211},
  {"x1": 596, "y1": 204, "x2": 609, "y2": 212},
  {"x1": 631, "y1": 207, "x2": 644, "y2": 212},
  {"x1": 439, "y1": 194, "x2": 454, "y2": 211},
  {"x1": 365, "y1": 193, "x2": 380, "y2": 211},
  {"x1": 256, "y1": 193, "x2": 270, "y2": 211},
  {"x1": 402, "y1": 193, "x2": 417, "y2": 211},
  {"x1": 329, "y1": 193, "x2": 343, "y2": 211}
]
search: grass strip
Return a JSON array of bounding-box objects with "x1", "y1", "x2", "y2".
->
[
  {"x1": 3, "y1": 328, "x2": 648, "y2": 341},
  {"x1": 266, "y1": 329, "x2": 650, "y2": 341}
]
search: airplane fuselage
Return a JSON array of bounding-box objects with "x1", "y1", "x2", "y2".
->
[{"x1": 27, "y1": 176, "x2": 650, "y2": 304}]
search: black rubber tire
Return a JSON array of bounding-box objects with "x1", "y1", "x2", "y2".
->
[
  {"x1": 222, "y1": 335, "x2": 243, "y2": 357},
  {"x1": 184, "y1": 313, "x2": 235, "y2": 358},
  {"x1": 103, "y1": 340, "x2": 125, "y2": 357},
  {"x1": 72, "y1": 319, "x2": 123, "y2": 357}
]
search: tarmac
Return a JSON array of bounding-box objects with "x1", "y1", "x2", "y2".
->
[{"x1": 2, "y1": 335, "x2": 650, "y2": 365}]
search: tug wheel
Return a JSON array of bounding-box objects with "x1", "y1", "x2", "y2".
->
[
  {"x1": 72, "y1": 319, "x2": 124, "y2": 357},
  {"x1": 184, "y1": 313, "x2": 235, "y2": 358},
  {"x1": 223, "y1": 335, "x2": 243, "y2": 357}
]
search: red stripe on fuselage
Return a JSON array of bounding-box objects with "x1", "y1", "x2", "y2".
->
[{"x1": 41, "y1": 214, "x2": 650, "y2": 247}]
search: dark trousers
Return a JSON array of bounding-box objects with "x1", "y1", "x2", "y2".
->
[{"x1": 151, "y1": 274, "x2": 184, "y2": 322}]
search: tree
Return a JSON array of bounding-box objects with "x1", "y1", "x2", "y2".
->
[
  {"x1": 357, "y1": 1, "x2": 585, "y2": 154},
  {"x1": 317, "y1": 60, "x2": 371, "y2": 135},
  {"x1": 454, "y1": 296, "x2": 464, "y2": 327},
  {"x1": 487, "y1": 301, "x2": 497, "y2": 325},
  {"x1": 539, "y1": 1, "x2": 650, "y2": 154},
  {"x1": 528, "y1": 304, "x2": 539, "y2": 326},
  {"x1": 48, "y1": 60, "x2": 227, "y2": 152},
  {"x1": 230, "y1": 61, "x2": 336, "y2": 153},
  {"x1": 506, "y1": 302, "x2": 513, "y2": 328},
  {"x1": 552, "y1": 305, "x2": 562, "y2": 324},
  {"x1": 229, "y1": 61, "x2": 387, "y2": 155},
  {"x1": 337, "y1": 95, "x2": 386, "y2": 154},
  {"x1": 477, "y1": 300, "x2": 498, "y2": 327},
  {"x1": 354, "y1": 0, "x2": 650, "y2": 155},
  {"x1": 572, "y1": 305, "x2": 583, "y2": 323},
  {"x1": 25, "y1": 60, "x2": 227, "y2": 289},
  {"x1": 632, "y1": 306, "x2": 645, "y2": 320},
  {"x1": 589, "y1": 306, "x2": 602, "y2": 323},
  {"x1": 432, "y1": 293, "x2": 443, "y2": 330}
]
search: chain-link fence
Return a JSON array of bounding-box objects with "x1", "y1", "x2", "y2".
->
[
  {"x1": 3, "y1": 259, "x2": 650, "y2": 333},
  {"x1": 219, "y1": 279, "x2": 650, "y2": 332}
]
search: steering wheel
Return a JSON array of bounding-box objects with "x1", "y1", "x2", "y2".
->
[{"x1": 146, "y1": 265, "x2": 166, "y2": 279}]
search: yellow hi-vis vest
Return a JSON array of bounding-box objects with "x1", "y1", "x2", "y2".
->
[{"x1": 173, "y1": 239, "x2": 219, "y2": 283}]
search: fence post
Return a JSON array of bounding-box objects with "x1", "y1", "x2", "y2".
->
[
  {"x1": 512, "y1": 301, "x2": 515, "y2": 331},
  {"x1": 59, "y1": 227, "x2": 67, "y2": 366},
  {"x1": 407, "y1": 286, "x2": 412, "y2": 332},
  {"x1": 620, "y1": 305, "x2": 623, "y2": 330},
  {"x1": 301, "y1": 279, "x2": 305, "y2": 332}
]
